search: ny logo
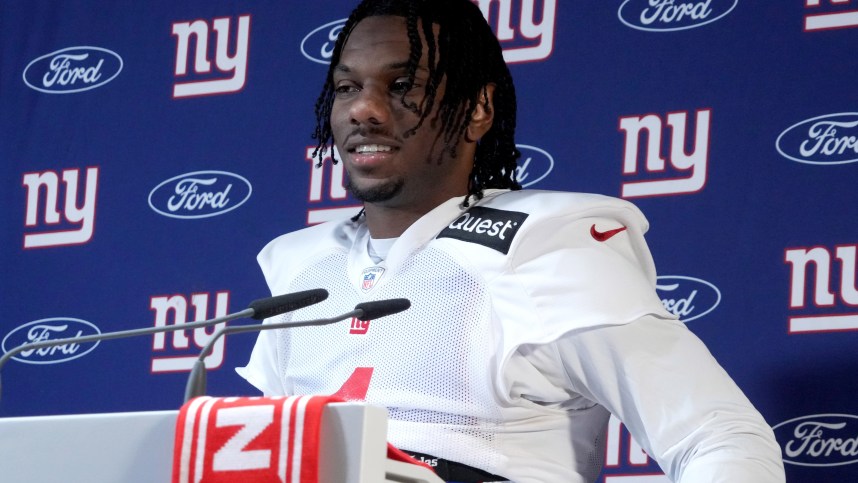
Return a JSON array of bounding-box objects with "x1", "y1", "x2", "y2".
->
[
  {"x1": 172, "y1": 15, "x2": 251, "y2": 98},
  {"x1": 785, "y1": 244, "x2": 858, "y2": 334},
  {"x1": 150, "y1": 291, "x2": 230, "y2": 372},
  {"x1": 22, "y1": 167, "x2": 98, "y2": 249},
  {"x1": 305, "y1": 147, "x2": 361, "y2": 225},
  {"x1": 349, "y1": 318, "x2": 370, "y2": 335},
  {"x1": 804, "y1": 0, "x2": 858, "y2": 31},
  {"x1": 471, "y1": 0, "x2": 557, "y2": 63},
  {"x1": 619, "y1": 109, "x2": 711, "y2": 198}
]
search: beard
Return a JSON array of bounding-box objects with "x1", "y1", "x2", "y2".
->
[{"x1": 346, "y1": 177, "x2": 405, "y2": 203}]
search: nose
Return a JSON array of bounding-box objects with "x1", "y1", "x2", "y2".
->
[{"x1": 349, "y1": 85, "x2": 389, "y2": 126}]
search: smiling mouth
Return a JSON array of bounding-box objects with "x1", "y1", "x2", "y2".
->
[{"x1": 353, "y1": 144, "x2": 396, "y2": 154}]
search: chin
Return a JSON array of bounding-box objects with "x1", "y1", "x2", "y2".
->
[{"x1": 347, "y1": 178, "x2": 404, "y2": 203}]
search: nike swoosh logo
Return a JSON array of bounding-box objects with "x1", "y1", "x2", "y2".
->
[{"x1": 590, "y1": 224, "x2": 627, "y2": 242}]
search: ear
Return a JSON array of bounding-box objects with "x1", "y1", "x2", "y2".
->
[{"x1": 465, "y1": 84, "x2": 496, "y2": 143}]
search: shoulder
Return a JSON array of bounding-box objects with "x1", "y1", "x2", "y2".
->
[
  {"x1": 479, "y1": 189, "x2": 650, "y2": 232},
  {"x1": 257, "y1": 218, "x2": 360, "y2": 286}
]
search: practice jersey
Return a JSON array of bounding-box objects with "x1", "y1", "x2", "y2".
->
[{"x1": 237, "y1": 190, "x2": 782, "y2": 482}]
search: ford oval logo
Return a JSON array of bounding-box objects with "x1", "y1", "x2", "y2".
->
[
  {"x1": 773, "y1": 414, "x2": 858, "y2": 467},
  {"x1": 776, "y1": 112, "x2": 858, "y2": 166},
  {"x1": 618, "y1": 0, "x2": 738, "y2": 32},
  {"x1": 301, "y1": 19, "x2": 347, "y2": 65},
  {"x1": 148, "y1": 170, "x2": 252, "y2": 220},
  {"x1": 2, "y1": 318, "x2": 101, "y2": 364},
  {"x1": 515, "y1": 144, "x2": 555, "y2": 188},
  {"x1": 23, "y1": 46, "x2": 123, "y2": 94},
  {"x1": 656, "y1": 275, "x2": 721, "y2": 323}
]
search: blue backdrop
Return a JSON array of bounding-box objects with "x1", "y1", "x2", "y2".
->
[{"x1": 2, "y1": 1, "x2": 857, "y2": 481}]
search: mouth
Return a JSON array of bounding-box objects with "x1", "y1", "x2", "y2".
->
[
  {"x1": 345, "y1": 142, "x2": 400, "y2": 169},
  {"x1": 351, "y1": 144, "x2": 396, "y2": 154}
]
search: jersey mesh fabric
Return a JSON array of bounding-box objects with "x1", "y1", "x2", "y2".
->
[{"x1": 273, "y1": 247, "x2": 503, "y2": 472}]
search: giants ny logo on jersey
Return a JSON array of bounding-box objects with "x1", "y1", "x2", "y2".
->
[
  {"x1": 150, "y1": 291, "x2": 230, "y2": 373},
  {"x1": 22, "y1": 166, "x2": 98, "y2": 249},
  {"x1": 804, "y1": 0, "x2": 858, "y2": 31},
  {"x1": 603, "y1": 415, "x2": 668, "y2": 482},
  {"x1": 785, "y1": 243, "x2": 858, "y2": 334},
  {"x1": 349, "y1": 318, "x2": 370, "y2": 335},
  {"x1": 171, "y1": 15, "x2": 250, "y2": 98},
  {"x1": 305, "y1": 146, "x2": 361, "y2": 225},
  {"x1": 618, "y1": 108, "x2": 711, "y2": 198}
]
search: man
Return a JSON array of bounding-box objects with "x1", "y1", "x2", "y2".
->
[{"x1": 238, "y1": 0, "x2": 785, "y2": 481}]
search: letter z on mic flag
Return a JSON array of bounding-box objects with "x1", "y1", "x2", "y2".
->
[{"x1": 172, "y1": 395, "x2": 340, "y2": 483}]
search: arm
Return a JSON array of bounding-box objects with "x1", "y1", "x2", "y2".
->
[{"x1": 553, "y1": 316, "x2": 785, "y2": 482}]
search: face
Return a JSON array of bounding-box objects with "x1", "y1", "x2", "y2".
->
[{"x1": 330, "y1": 15, "x2": 476, "y2": 211}]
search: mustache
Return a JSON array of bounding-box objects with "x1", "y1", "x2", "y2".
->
[{"x1": 342, "y1": 126, "x2": 401, "y2": 143}]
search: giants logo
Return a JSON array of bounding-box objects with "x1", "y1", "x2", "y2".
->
[
  {"x1": 472, "y1": 0, "x2": 556, "y2": 63},
  {"x1": 619, "y1": 109, "x2": 711, "y2": 198},
  {"x1": 785, "y1": 244, "x2": 858, "y2": 334},
  {"x1": 776, "y1": 112, "x2": 858, "y2": 165},
  {"x1": 300, "y1": 0, "x2": 556, "y2": 65},
  {"x1": 23, "y1": 46, "x2": 123, "y2": 94},
  {"x1": 172, "y1": 15, "x2": 250, "y2": 98},
  {"x1": 349, "y1": 318, "x2": 370, "y2": 335},
  {"x1": 603, "y1": 415, "x2": 668, "y2": 482},
  {"x1": 150, "y1": 291, "x2": 230, "y2": 372},
  {"x1": 804, "y1": 0, "x2": 858, "y2": 31},
  {"x1": 618, "y1": 0, "x2": 738, "y2": 32},
  {"x1": 773, "y1": 413, "x2": 858, "y2": 467},
  {"x1": 22, "y1": 166, "x2": 99, "y2": 249},
  {"x1": 305, "y1": 147, "x2": 360, "y2": 225}
]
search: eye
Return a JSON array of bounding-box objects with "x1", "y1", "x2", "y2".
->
[
  {"x1": 390, "y1": 78, "x2": 415, "y2": 94},
  {"x1": 334, "y1": 82, "x2": 358, "y2": 96}
]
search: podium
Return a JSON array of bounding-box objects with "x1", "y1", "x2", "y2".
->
[{"x1": 0, "y1": 402, "x2": 443, "y2": 483}]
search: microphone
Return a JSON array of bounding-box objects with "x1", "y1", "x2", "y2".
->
[
  {"x1": 0, "y1": 289, "x2": 329, "y2": 402},
  {"x1": 183, "y1": 298, "x2": 411, "y2": 402}
]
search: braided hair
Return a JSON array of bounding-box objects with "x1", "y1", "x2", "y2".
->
[{"x1": 312, "y1": 0, "x2": 522, "y2": 206}]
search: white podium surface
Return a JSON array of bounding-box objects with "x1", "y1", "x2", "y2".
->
[{"x1": 0, "y1": 403, "x2": 442, "y2": 483}]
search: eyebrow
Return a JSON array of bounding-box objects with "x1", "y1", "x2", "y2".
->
[{"x1": 333, "y1": 61, "x2": 429, "y2": 75}]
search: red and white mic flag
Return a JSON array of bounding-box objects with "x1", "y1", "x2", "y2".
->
[{"x1": 172, "y1": 395, "x2": 340, "y2": 483}]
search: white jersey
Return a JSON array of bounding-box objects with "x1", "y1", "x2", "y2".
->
[{"x1": 238, "y1": 189, "x2": 784, "y2": 482}]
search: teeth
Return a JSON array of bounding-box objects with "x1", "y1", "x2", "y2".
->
[{"x1": 355, "y1": 144, "x2": 393, "y2": 153}]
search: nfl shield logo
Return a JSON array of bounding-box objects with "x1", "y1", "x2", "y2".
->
[{"x1": 361, "y1": 266, "x2": 385, "y2": 291}]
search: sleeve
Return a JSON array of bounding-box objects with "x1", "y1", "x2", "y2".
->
[{"x1": 553, "y1": 315, "x2": 786, "y2": 482}]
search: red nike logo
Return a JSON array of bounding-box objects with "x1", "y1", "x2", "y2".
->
[{"x1": 590, "y1": 224, "x2": 627, "y2": 242}]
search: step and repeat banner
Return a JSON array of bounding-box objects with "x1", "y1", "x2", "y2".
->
[{"x1": 1, "y1": 1, "x2": 856, "y2": 481}]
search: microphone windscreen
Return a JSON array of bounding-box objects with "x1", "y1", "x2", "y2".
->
[
  {"x1": 248, "y1": 289, "x2": 329, "y2": 320},
  {"x1": 354, "y1": 298, "x2": 411, "y2": 321}
]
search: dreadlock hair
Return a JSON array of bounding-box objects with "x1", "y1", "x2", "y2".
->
[{"x1": 312, "y1": 0, "x2": 522, "y2": 207}]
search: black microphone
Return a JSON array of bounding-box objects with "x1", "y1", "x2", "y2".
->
[
  {"x1": 183, "y1": 298, "x2": 411, "y2": 402},
  {"x1": 0, "y1": 289, "x2": 329, "y2": 402}
]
